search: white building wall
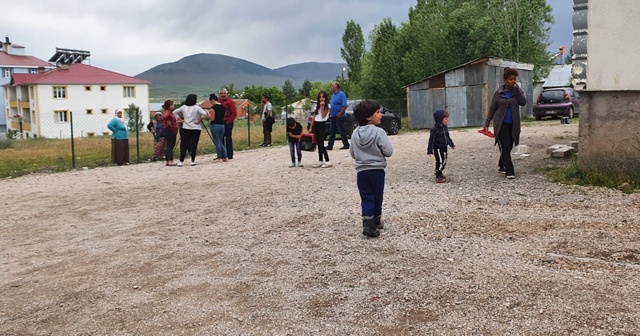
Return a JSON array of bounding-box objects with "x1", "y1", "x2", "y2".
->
[
  {"x1": 32, "y1": 83, "x2": 150, "y2": 138},
  {"x1": 587, "y1": 0, "x2": 640, "y2": 91}
]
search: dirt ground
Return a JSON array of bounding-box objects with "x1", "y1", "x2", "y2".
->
[{"x1": 1, "y1": 121, "x2": 639, "y2": 336}]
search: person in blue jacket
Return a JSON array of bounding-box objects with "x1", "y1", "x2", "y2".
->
[
  {"x1": 427, "y1": 109, "x2": 455, "y2": 183},
  {"x1": 107, "y1": 109, "x2": 129, "y2": 166}
]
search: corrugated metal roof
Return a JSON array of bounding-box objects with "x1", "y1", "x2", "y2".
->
[
  {"x1": 9, "y1": 63, "x2": 149, "y2": 85},
  {"x1": 542, "y1": 64, "x2": 572, "y2": 88},
  {"x1": 403, "y1": 56, "x2": 534, "y2": 88},
  {"x1": 0, "y1": 51, "x2": 52, "y2": 67}
]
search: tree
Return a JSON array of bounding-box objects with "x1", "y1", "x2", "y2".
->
[
  {"x1": 341, "y1": 20, "x2": 365, "y2": 84},
  {"x1": 309, "y1": 81, "x2": 333, "y2": 101},
  {"x1": 282, "y1": 79, "x2": 297, "y2": 103},
  {"x1": 360, "y1": 18, "x2": 404, "y2": 100},
  {"x1": 302, "y1": 98, "x2": 312, "y2": 113},
  {"x1": 298, "y1": 79, "x2": 312, "y2": 98},
  {"x1": 125, "y1": 103, "x2": 143, "y2": 132}
]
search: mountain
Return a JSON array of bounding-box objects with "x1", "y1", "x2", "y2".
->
[
  {"x1": 135, "y1": 54, "x2": 344, "y2": 100},
  {"x1": 274, "y1": 62, "x2": 346, "y2": 82}
]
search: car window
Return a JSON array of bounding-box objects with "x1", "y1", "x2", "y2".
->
[{"x1": 541, "y1": 90, "x2": 564, "y2": 101}]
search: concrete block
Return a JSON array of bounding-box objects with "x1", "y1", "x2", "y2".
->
[
  {"x1": 568, "y1": 141, "x2": 579, "y2": 151},
  {"x1": 551, "y1": 147, "x2": 574, "y2": 158},
  {"x1": 515, "y1": 145, "x2": 531, "y2": 155},
  {"x1": 0, "y1": 133, "x2": 6, "y2": 141},
  {"x1": 547, "y1": 144, "x2": 565, "y2": 155}
]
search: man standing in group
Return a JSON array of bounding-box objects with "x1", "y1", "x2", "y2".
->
[
  {"x1": 219, "y1": 88, "x2": 237, "y2": 159},
  {"x1": 260, "y1": 94, "x2": 273, "y2": 147},
  {"x1": 327, "y1": 81, "x2": 349, "y2": 150}
]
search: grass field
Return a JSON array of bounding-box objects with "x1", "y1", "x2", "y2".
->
[{"x1": 0, "y1": 119, "x2": 297, "y2": 178}]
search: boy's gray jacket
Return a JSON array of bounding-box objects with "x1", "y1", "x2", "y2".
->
[{"x1": 349, "y1": 125, "x2": 393, "y2": 172}]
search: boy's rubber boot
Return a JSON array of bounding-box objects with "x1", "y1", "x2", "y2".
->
[
  {"x1": 374, "y1": 216, "x2": 384, "y2": 230},
  {"x1": 362, "y1": 216, "x2": 380, "y2": 237}
]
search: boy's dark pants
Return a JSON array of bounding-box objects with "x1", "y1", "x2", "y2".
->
[
  {"x1": 433, "y1": 147, "x2": 448, "y2": 175},
  {"x1": 357, "y1": 169, "x2": 385, "y2": 217},
  {"x1": 496, "y1": 123, "x2": 515, "y2": 175}
]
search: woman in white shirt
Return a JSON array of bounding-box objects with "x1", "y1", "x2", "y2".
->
[
  {"x1": 309, "y1": 91, "x2": 331, "y2": 168},
  {"x1": 173, "y1": 94, "x2": 208, "y2": 166}
]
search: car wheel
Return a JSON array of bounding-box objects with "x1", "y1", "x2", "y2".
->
[
  {"x1": 569, "y1": 107, "x2": 574, "y2": 119},
  {"x1": 388, "y1": 119, "x2": 400, "y2": 135},
  {"x1": 535, "y1": 115, "x2": 542, "y2": 121}
]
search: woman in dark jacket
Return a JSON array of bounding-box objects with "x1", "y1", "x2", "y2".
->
[{"x1": 483, "y1": 67, "x2": 527, "y2": 179}]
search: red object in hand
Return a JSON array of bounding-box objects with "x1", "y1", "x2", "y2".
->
[{"x1": 478, "y1": 128, "x2": 495, "y2": 138}]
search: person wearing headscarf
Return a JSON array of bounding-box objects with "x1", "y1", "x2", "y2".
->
[
  {"x1": 107, "y1": 109, "x2": 130, "y2": 166},
  {"x1": 173, "y1": 94, "x2": 208, "y2": 166},
  {"x1": 147, "y1": 112, "x2": 165, "y2": 161}
]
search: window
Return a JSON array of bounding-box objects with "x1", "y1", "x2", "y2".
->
[
  {"x1": 31, "y1": 111, "x2": 36, "y2": 124},
  {"x1": 100, "y1": 86, "x2": 106, "y2": 91},
  {"x1": 54, "y1": 110, "x2": 69, "y2": 123},
  {"x1": 123, "y1": 86, "x2": 135, "y2": 98},
  {"x1": 86, "y1": 109, "x2": 93, "y2": 115},
  {"x1": 2, "y1": 68, "x2": 11, "y2": 78},
  {"x1": 29, "y1": 68, "x2": 38, "y2": 74},
  {"x1": 53, "y1": 86, "x2": 66, "y2": 99},
  {"x1": 84, "y1": 86, "x2": 92, "y2": 91},
  {"x1": 101, "y1": 108, "x2": 108, "y2": 114},
  {"x1": 30, "y1": 87, "x2": 34, "y2": 99}
]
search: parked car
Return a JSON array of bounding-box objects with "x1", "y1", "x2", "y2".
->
[
  {"x1": 309, "y1": 100, "x2": 401, "y2": 139},
  {"x1": 533, "y1": 87, "x2": 581, "y2": 120}
]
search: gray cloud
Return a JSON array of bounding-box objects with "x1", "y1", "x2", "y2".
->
[{"x1": 0, "y1": 0, "x2": 570, "y2": 76}]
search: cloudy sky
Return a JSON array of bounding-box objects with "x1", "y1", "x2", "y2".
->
[{"x1": 0, "y1": 0, "x2": 573, "y2": 77}]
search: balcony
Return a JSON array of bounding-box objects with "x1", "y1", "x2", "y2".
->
[{"x1": 8, "y1": 100, "x2": 30, "y2": 109}]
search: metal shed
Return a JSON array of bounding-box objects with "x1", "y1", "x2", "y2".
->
[{"x1": 404, "y1": 57, "x2": 534, "y2": 129}]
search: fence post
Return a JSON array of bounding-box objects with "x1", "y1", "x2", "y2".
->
[
  {"x1": 70, "y1": 111, "x2": 76, "y2": 169},
  {"x1": 136, "y1": 108, "x2": 140, "y2": 163},
  {"x1": 247, "y1": 106, "x2": 251, "y2": 146}
]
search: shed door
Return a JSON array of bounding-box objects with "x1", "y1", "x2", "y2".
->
[
  {"x1": 445, "y1": 86, "x2": 467, "y2": 128},
  {"x1": 409, "y1": 89, "x2": 429, "y2": 129}
]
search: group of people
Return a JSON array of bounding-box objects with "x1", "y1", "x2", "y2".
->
[
  {"x1": 108, "y1": 68, "x2": 525, "y2": 240},
  {"x1": 350, "y1": 67, "x2": 525, "y2": 238},
  {"x1": 109, "y1": 88, "x2": 238, "y2": 167}
]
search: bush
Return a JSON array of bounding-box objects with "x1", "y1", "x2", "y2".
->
[{"x1": 0, "y1": 139, "x2": 14, "y2": 149}]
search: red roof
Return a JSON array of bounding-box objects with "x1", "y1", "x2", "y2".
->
[
  {"x1": 9, "y1": 63, "x2": 149, "y2": 85},
  {"x1": 0, "y1": 51, "x2": 51, "y2": 67}
]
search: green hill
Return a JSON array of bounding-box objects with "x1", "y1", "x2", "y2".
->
[{"x1": 135, "y1": 54, "x2": 343, "y2": 101}]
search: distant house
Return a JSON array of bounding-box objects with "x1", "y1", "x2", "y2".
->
[
  {"x1": 533, "y1": 64, "x2": 573, "y2": 104},
  {"x1": 198, "y1": 99, "x2": 256, "y2": 120},
  {"x1": 4, "y1": 63, "x2": 150, "y2": 138},
  {"x1": 0, "y1": 36, "x2": 55, "y2": 133},
  {"x1": 403, "y1": 56, "x2": 534, "y2": 129}
]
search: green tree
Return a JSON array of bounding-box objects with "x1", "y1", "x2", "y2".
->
[
  {"x1": 125, "y1": 103, "x2": 143, "y2": 132},
  {"x1": 309, "y1": 81, "x2": 332, "y2": 101},
  {"x1": 282, "y1": 79, "x2": 297, "y2": 104},
  {"x1": 360, "y1": 18, "x2": 404, "y2": 100},
  {"x1": 341, "y1": 20, "x2": 365, "y2": 84},
  {"x1": 298, "y1": 79, "x2": 312, "y2": 98},
  {"x1": 302, "y1": 98, "x2": 312, "y2": 112}
]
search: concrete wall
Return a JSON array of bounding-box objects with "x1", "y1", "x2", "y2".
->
[
  {"x1": 573, "y1": 0, "x2": 640, "y2": 179},
  {"x1": 578, "y1": 91, "x2": 640, "y2": 176},
  {"x1": 587, "y1": 0, "x2": 640, "y2": 91}
]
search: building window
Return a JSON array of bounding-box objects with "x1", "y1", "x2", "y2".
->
[
  {"x1": 31, "y1": 111, "x2": 36, "y2": 124},
  {"x1": 2, "y1": 68, "x2": 11, "y2": 78},
  {"x1": 101, "y1": 108, "x2": 108, "y2": 114},
  {"x1": 123, "y1": 86, "x2": 135, "y2": 98},
  {"x1": 84, "y1": 86, "x2": 92, "y2": 91},
  {"x1": 30, "y1": 87, "x2": 34, "y2": 99},
  {"x1": 86, "y1": 109, "x2": 93, "y2": 115},
  {"x1": 29, "y1": 68, "x2": 38, "y2": 74},
  {"x1": 100, "y1": 86, "x2": 106, "y2": 91},
  {"x1": 54, "y1": 110, "x2": 69, "y2": 123},
  {"x1": 53, "y1": 86, "x2": 66, "y2": 99}
]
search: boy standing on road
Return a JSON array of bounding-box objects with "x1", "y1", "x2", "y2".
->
[
  {"x1": 427, "y1": 109, "x2": 455, "y2": 183},
  {"x1": 349, "y1": 100, "x2": 393, "y2": 238}
]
